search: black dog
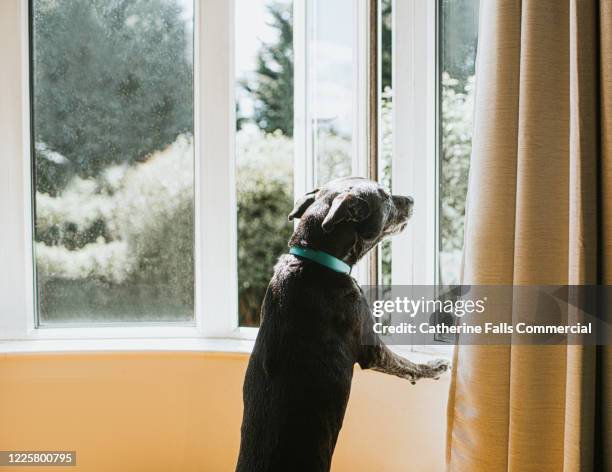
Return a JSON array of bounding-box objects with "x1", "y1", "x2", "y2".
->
[{"x1": 236, "y1": 177, "x2": 449, "y2": 472}]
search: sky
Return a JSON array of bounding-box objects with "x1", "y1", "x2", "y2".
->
[{"x1": 235, "y1": 0, "x2": 281, "y2": 74}]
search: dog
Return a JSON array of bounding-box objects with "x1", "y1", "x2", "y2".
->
[{"x1": 236, "y1": 177, "x2": 450, "y2": 472}]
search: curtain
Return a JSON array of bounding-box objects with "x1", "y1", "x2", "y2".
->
[{"x1": 446, "y1": 0, "x2": 612, "y2": 470}]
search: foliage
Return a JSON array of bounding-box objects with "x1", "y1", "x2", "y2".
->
[
  {"x1": 379, "y1": 73, "x2": 474, "y2": 287},
  {"x1": 32, "y1": 0, "x2": 476, "y2": 320},
  {"x1": 440, "y1": 73, "x2": 474, "y2": 253},
  {"x1": 32, "y1": 0, "x2": 193, "y2": 194},
  {"x1": 239, "y1": 2, "x2": 294, "y2": 136},
  {"x1": 34, "y1": 80, "x2": 474, "y2": 319},
  {"x1": 35, "y1": 135, "x2": 194, "y2": 319},
  {"x1": 235, "y1": 127, "x2": 354, "y2": 325},
  {"x1": 34, "y1": 130, "x2": 293, "y2": 324},
  {"x1": 236, "y1": 129, "x2": 294, "y2": 325},
  {"x1": 379, "y1": 88, "x2": 393, "y2": 286},
  {"x1": 439, "y1": 73, "x2": 475, "y2": 284}
]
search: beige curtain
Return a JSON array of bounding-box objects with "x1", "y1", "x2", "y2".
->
[{"x1": 446, "y1": 0, "x2": 612, "y2": 470}]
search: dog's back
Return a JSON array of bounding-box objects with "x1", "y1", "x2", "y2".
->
[{"x1": 236, "y1": 255, "x2": 362, "y2": 472}]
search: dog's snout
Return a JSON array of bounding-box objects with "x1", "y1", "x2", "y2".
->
[
  {"x1": 392, "y1": 195, "x2": 414, "y2": 209},
  {"x1": 390, "y1": 195, "x2": 414, "y2": 225}
]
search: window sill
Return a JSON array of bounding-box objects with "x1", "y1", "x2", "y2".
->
[
  {"x1": 0, "y1": 334, "x2": 453, "y2": 362},
  {"x1": 388, "y1": 344, "x2": 454, "y2": 363},
  {"x1": 0, "y1": 336, "x2": 256, "y2": 355}
]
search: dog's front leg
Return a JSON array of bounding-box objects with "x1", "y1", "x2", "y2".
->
[{"x1": 359, "y1": 343, "x2": 450, "y2": 384}]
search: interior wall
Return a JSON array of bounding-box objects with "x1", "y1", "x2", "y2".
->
[{"x1": 0, "y1": 352, "x2": 448, "y2": 471}]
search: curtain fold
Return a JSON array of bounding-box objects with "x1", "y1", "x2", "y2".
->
[{"x1": 446, "y1": 0, "x2": 612, "y2": 470}]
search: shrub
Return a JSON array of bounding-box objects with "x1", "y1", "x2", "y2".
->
[
  {"x1": 235, "y1": 129, "x2": 293, "y2": 325},
  {"x1": 439, "y1": 73, "x2": 475, "y2": 284},
  {"x1": 35, "y1": 135, "x2": 194, "y2": 319}
]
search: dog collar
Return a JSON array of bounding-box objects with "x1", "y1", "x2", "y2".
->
[{"x1": 289, "y1": 246, "x2": 351, "y2": 275}]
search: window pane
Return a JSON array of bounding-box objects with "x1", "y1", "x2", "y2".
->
[
  {"x1": 438, "y1": 0, "x2": 479, "y2": 285},
  {"x1": 235, "y1": 0, "x2": 294, "y2": 327},
  {"x1": 310, "y1": 0, "x2": 355, "y2": 186},
  {"x1": 31, "y1": 0, "x2": 195, "y2": 323},
  {"x1": 379, "y1": 0, "x2": 393, "y2": 287}
]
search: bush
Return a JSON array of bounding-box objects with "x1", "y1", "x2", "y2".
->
[
  {"x1": 235, "y1": 129, "x2": 293, "y2": 325},
  {"x1": 35, "y1": 135, "x2": 194, "y2": 320},
  {"x1": 35, "y1": 131, "x2": 296, "y2": 323},
  {"x1": 439, "y1": 73, "x2": 475, "y2": 284},
  {"x1": 234, "y1": 127, "x2": 353, "y2": 325}
]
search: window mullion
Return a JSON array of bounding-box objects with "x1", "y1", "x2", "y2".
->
[
  {"x1": 350, "y1": 0, "x2": 373, "y2": 286},
  {"x1": 392, "y1": 0, "x2": 437, "y2": 287},
  {"x1": 0, "y1": 0, "x2": 32, "y2": 340},
  {"x1": 197, "y1": 0, "x2": 238, "y2": 337}
]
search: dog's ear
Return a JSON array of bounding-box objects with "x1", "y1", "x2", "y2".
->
[
  {"x1": 322, "y1": 193, "x2": 370, "y2": 233},
  {"x1": 288, "y1": 188, "x2": 319, "y2": 221}
]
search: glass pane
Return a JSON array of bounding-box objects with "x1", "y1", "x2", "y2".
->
[
  {"x1": 31, "y1": 0, "x2": 195, "y2": 323},
  {"x1": 235, "y1": 0, "x2": 294, "y2": 327},
  {"x1": 310, "y1": 0, "x2": 355, "y2": 186},
  {"x1": 438, "y1": 0, "x2": 479, "y2": 285},
  {"x1": 379, "y1": 0, "x2": 392, "y2": 287}
]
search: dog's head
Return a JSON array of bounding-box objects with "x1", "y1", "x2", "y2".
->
[{"x1": 288, "y1": 177, "x2": 414, "y2": 265}]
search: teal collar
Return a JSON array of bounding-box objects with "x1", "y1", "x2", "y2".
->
[{"x1": 289, "y1": 246, "x2": 351, "y2": 275}]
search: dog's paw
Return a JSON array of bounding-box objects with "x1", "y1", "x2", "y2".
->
[
  {"x1": 405, "y1": 358, "x2": 451, "y2": 384},
  {"x1": 426, "y1": 358, "x2": 451, "y2": 379}
]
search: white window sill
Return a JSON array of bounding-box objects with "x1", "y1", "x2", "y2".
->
[
  {"x1": 0, "y1": 334, "x2": 453, "y2": 362},
  {"x1": 389, "y1": 344, "x2": 454, "y2": 363},
  {"x1": 0, "y1": 336, "x2": 256, "y2": 355}
]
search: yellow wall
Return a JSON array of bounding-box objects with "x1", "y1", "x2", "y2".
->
[{"x1": 0, "y1": 352, "x2": 448, "y2": 472}]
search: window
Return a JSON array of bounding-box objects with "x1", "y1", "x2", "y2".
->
[
  {"x1": 378, "y1": 0, "x2": 478, "y2": 349},
  {"x1": 30, "y1": 0, "x2": 195, "y2": 324},
  {"x1": 378, "y1": 0, "x2": 392, "y2": 287},
  {"x1": 309, "y1": 0, "x2": 357, "y2": 186},
  {"x1": 438, "y1": 0, "x2": 479, "y2": 286},
  {"x1": 235, "y1": 0, "x2": 294, "y2": 327},
  {"x1": 235, "y1": 0, "x2": 368, "y2": 327},
  {"x1": 385, "y1": 0, "x2": 478, "y2": 288},
  {"x1": 0, "y1": 0, "x2": 477, "y2": 350}
]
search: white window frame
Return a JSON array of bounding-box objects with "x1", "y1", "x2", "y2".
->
[
  {"x1": 1, "y1": 0, "x2": 248, "y2": 352},
  {"x1": 391, "y1": 0, "x2": 437, "y2": 288},
  {"x1": 391, "y1": 0, "x2": 457, "y2": 358},
  {"x1": 0, "y1": 0, "x2": 442, "y2": 355}
]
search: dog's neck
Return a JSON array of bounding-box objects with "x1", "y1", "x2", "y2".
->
[{"x1": 288, "y1": 216, "x2": 371, "y2": 266}]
